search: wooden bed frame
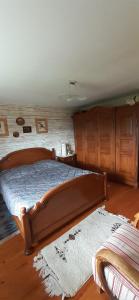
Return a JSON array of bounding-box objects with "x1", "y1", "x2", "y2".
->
[{"x1": 0, "y1": 147, "x2": 108, "y2": 255}]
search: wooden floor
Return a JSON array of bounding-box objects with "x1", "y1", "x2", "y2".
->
[{"x1": 0, "y1": 182, "x2": 139, "y2": 300}]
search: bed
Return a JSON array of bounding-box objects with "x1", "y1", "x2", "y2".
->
[{"x1": 0, "y1": 147, "x2": 108, "y2": 255}]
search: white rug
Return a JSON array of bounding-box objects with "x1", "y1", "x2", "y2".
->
[{"x1": 33, "y1": 207, "x2": 128, "y2": 299}]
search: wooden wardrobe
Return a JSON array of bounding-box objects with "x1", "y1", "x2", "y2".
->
[{"x1": 73, "y1": 105, "x2": 138, "y2": 187}]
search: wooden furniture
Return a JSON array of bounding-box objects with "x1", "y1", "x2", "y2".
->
[
  {"x1": 73, "y1": 105, "x2": 138, "y2": 186},
  {"x1": 0, "y1": 147, "x2": 108, "y2": 255},
  {"x1": 115, "y1": 105, "x2": 138, "y2": 187},
  {"x1": 73, "y1": 107, "x2": 116, "y2": 174},
  {"x1": 57, "y1": 154, "x2": 77, "y2": 167},
  {"x1": 95, "y1": 214, "x2": 139, "y2": 299},
  {"x1": 0, "y1": 147, "x2": 56, "y2": 170},
  {"x1": 132, "y1": 212, "x2": 139, "y2": 227},
  {"x1": 74, "y1": 112, "x2": 86, "y2": 168},
  {"x1": 1, "y1": 183, "x2": 139, "y2": 300}
]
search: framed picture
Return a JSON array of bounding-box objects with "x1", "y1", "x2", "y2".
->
[
  {"x1": 35, "y1": 118, "x2": 48, "y2": 134},
  {"x1": 23, "y1": 126, "x2": 32, "y2": 133},
  {"x1": 0, "y1": 118, "x2": 9, "y2": 137}
]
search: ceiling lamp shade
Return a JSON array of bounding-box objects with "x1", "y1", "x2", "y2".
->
[{"x1": 66, "y1": 81, "x2": 87, "y2": 102}]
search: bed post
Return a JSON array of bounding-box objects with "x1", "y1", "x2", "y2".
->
[
  {"x1": 103, "y1": 172, "x2": 108, "y2": 200},
  {"x1": 20, "y1": 207, "x2": 33, "y2": 255},
  {"x1": 52, "y1": 148, "x2": 56, "y2": 160}
]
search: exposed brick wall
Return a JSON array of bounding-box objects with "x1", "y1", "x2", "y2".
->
[{"x1": 0, "y1": 105, "x2": 75, "y2": 158}]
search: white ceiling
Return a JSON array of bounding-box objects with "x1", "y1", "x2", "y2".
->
[{"x1": 0, "y1": 0, "x2": 139, "y2": 108}]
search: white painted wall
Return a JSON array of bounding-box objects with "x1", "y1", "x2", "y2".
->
[
  {"x1": 0, "y1": 0, "x2": 139, "y2": 108},
  {"x1": 0, "y1": 105, "x2": 75, "y2": 158}
]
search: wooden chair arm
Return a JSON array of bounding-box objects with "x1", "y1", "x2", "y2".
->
[
  {"x1": 96, "y1": 249, "x2": 139, "y2": 294},
  {"x1": 132, "y1": 212, "x2": 139, "y2": 228}
]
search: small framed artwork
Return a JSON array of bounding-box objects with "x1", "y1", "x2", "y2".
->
[
  {"x1": 23, "y1": 126, "x2": 32, "y2": 133},
  {"x1": 0, "y1": 118, "x2": 9, "y2": 137},
  {"x1": 35, "y1": 118, "x2": 48, "y2": 134}
]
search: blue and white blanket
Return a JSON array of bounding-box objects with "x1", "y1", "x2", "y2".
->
[{"x1": 0, "y1": 160, "x2": 92, "y2": 217}]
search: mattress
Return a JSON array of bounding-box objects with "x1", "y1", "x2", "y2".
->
[{"x1": 0, "y1": 159, "x2": 92, "y2": 217}]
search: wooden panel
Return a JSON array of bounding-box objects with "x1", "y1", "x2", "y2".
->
[
  {"x1": 30, "y1": 173, "x2": 107, "y2": 244},
  {"x1": 135, "y1": 103, "x2": 139, "y2": 182},
  {"x1": 73, "y1": 113, "x2": 86, "y2": 168},
  {"x1": 74, "y1": 108, "x2": 116, "y2": 174},
  {"x1": 116, "y1": 106, "x2": 138, "y2": 186},
  {"x1": 98, "y1": 108, "x2": 115, "y2": 174},
  {"x1": 84, "y1": 110, "x2": 98, "y2": 170}
]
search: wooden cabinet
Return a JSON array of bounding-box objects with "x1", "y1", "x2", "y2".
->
[
  {"x1": 74, "y1": 107, "x2": 115, "y2": 173},
  {"x1": 97, "y1": 108, "x2": 115, "y2": 174},
  {"x1": 73, "y1": 113, "x2": 86, "y2": 168},
  {"x1": 116, "y1": 106, "x2": 138, "y2": 187},
  {"x1": 84, "y1": 110, "x2": 99, "y2": 170},
  {"x1": 73, "y1": 105, "x2": 138, "y2": 187}
]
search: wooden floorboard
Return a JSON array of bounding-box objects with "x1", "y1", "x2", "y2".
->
[{"x1": 0, "y1": 182, "x2": 138, "y2": 300}]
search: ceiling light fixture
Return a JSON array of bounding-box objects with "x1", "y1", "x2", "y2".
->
[
  {"x1": 126, "y1": 95, "x2": 137, "y2": 106},
  {"x1": 66, "y1": 81, "x2": 87, "y2": 102}
]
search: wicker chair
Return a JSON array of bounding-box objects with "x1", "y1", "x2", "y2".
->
[{"x1": 92, "y1": 213, "x2": 139, "y2": 300}]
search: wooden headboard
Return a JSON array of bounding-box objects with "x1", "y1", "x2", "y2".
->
[{"x1": 0, "y1": 147, "x2": 56, "y2": 171}]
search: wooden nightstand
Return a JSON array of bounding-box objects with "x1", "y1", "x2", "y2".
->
[{"x1": 57, "y1": 154, "x2": 77, "y2": 167}]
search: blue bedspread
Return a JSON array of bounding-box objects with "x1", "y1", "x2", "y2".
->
[{"x1": 0, "y1": 160, "x2": 92, "y2": 217}]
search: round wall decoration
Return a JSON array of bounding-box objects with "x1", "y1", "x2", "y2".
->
[
  {"x1": 16, "y1": 117, "x2": 25, "y2": 126},
  {"x1": 13, "y1": 131, "x2": 19, "y2": 138}
]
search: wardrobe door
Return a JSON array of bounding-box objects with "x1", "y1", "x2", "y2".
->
[
  {"x1": 116, "y1": 106, "x2": 138, "y2": 187},
  {"x1": 73, "y1": 113, "x2": 86, "y2": 168},
  {"x1": 85, "y1": 110, "x2": 98, "y2": 170},
  {"x1": 98, "y1": 108, "x2": 115, "y2": 174}
]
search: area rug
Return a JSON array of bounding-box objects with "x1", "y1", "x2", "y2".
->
[
  {"x1": 0, "y1": 194, "x2": 18, "y2": 243},
  {"x1": 33, "y1": 207, "x2": 128, "y2": 299}
]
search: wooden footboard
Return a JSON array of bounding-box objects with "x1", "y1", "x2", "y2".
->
[{"x1": 18, "y1": 172, "x2": 107, "y2": 255}]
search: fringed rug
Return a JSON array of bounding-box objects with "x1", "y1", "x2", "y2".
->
[
  {"x1": 33, "y1": 207, "x2": 128, "y2": 299},
  {"x1": 0, "y1": 194, "x2": 18, "y2": 244}
]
